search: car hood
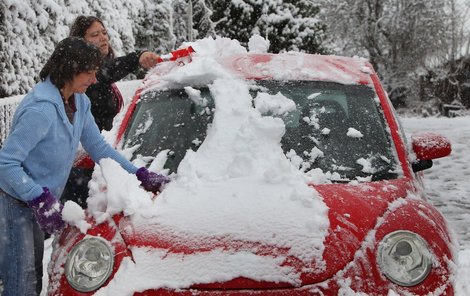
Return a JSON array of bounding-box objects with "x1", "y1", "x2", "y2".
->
[{"x1": 115, "y1": 178, "x2": 414, "y2": 288}]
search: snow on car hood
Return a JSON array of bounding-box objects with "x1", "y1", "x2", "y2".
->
[
  {"x1": 68, "y1": 36, "x2": 335, "y2": 292},
  {"x1": 134, "y1": 77, "x2": 329, "y2": 262}
]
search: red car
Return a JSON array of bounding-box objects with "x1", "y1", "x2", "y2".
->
[{"x1": 48, "y1": 46, "x2": 455, "y2": 295}]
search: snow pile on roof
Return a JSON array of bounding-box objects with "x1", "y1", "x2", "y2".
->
[{"x1": 140, "y1": 35, "x2": 372, "y2": 94}]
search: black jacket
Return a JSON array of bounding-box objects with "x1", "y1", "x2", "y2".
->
[{"x1": 86, "y1": 51, "x2": 142, "y2": 131}]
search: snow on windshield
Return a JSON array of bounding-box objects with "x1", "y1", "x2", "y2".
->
[{"x1": 62, "y1": 35, "x2": 342, "y2": 292}]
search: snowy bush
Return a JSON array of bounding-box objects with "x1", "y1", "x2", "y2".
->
[
  {"x1": 0, "y1": 0, "x2": 326, "y2": 98},
  {"x1": 0, "y1": 0, "x2": 175, "y2": 97}
]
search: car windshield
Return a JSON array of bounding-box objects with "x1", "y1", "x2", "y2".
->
[{"x1": 122, "y1": 80, "x2": 399, "y2": 182}]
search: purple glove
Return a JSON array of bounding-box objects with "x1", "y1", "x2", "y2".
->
[
  {"x1": 27, "y1": 187, "x2": 65, "y2": 234},
  {"x1": 136, "y1": 167, "x2": 170, "y2": 193}
]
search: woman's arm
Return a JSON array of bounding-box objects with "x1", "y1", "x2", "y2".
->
[
  {"x1": 98, "y1": 51, "x2": 161, "y2": 84},
  {"x1": 79, "y1": 95, "x2": 169, "y2": 193},
  {"x1": 79, "y1": 104, "x2": 137, "y2": 174},
  {"x1": 97, "y1": 52, "x2": 142, "y2": 84}
]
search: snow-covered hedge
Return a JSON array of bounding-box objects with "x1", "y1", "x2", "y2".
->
[
  {"x1": 0, "y1": 95, "x2": 24, "y2": 147},
  {"x1": 0, "y1": 0, "x2": 191, "y2": 98},
  {"x1": 0, "y1": 0, "x2": 327, "y2": 99}
]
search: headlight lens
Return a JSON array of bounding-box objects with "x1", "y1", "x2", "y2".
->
[
  {"x1": 377, "y1": 230, "x2": 432, "y2": 286},
  {"x1": 65, "y1": 237, "x2": 114, "y2": 292}
]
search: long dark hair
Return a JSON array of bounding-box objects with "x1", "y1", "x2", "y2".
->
[
  {"x1": 69, "y1": 15, "x2": 115, "y2": 59},
  {"x1": 39, "y1": 37, "x2": 102, "y2": 89}
]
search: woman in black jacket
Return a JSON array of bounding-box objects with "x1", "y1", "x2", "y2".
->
[
  {"x1": 69, "y1": 15, "x2": 160, "y2": 131},
  {"x1": 62, "y1": 15, "x2": 161, "y2": 206}
]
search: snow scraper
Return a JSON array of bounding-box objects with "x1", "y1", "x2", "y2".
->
[{"x1": 157, "y1": 46, "x2": 195, "y2": 64}]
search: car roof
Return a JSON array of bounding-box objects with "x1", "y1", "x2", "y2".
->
[
  {"x1": 138, "y1": 52, "x2": 375, "y2": 94},
  {"x1": 220, "y1": 53, "x2": 374, "y2": 85}
]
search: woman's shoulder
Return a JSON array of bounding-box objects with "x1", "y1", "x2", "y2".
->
[
  {"x1": 14, "y1": 94, "x2": 56, "y2": 125},
  {"x1": 21, "y1": 81, "x2": 60, "y2": 109},
  {"x1": 29, "y1": 79, "x2": 60, "y2": 101}
]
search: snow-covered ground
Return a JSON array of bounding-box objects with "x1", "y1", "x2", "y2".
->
[{"x1": 401, "y1": 115, "x2": 470, "y2": 294}]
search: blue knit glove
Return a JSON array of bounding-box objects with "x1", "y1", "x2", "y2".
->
[
  {"x1": 27, "y1": 187, "x2": 65, "y2": 234},
  {"x1": 136, "y1": 167, "x2": 170, "y2": 193}
]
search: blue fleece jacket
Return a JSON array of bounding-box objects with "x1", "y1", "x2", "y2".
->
[{"x1": 0, "y1": 78, "x2": 138, "y2": 202}]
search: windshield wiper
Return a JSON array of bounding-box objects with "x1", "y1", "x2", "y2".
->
[
  {"x1": 371, "y1": 169, "x2": 398, "y2": 181},
  {"x1": 329, "y1": 178, "x2": 351, "y2": 183}
]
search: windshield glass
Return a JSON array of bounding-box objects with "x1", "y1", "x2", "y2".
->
[{"x1": 122, "y1": 81, "x2": 399, "y2": 182}]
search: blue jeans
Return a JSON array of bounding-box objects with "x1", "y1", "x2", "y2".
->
[{"x1": 0, "y1": 190, "x2": 44, "y2": 296}]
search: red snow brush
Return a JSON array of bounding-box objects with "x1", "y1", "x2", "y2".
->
[{"x1": 157, "y1": 46, "x2": 195, "y2": 64}]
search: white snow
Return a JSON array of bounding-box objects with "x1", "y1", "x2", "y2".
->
[
  {"x1": 248, "y1": 33, "x2": 270, "y2": 53},
  {"x1": 62, "y1": 201, "x2": 91, "y2": 233},
  {"x1": 347, "y1": 127, "x2": 364, "y2": 138},
  {"x1": 94, "y1": 249, "x2": 297, "y2": 296},
  {"x1": 254, "y1": 91, "x2": 297, "y2": 115}
]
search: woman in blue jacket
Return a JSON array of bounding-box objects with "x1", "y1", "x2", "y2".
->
[{"x1": 0, "y1": 37, "x2": 167, "y2": 296}]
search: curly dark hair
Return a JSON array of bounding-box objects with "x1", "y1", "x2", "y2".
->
[
  {"x1": 69, "y1": 15, "x2": 115, "y2": 59},
  {"x1": 39, "y1": 37, "x2": 102, "y2": 89}
]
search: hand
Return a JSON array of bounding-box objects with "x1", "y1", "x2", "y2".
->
[
  {"x1": 139, "y1": 52, "x2": 160, "y2": 69},
  {"x1": 27, "y1": 187, "x2": 65, "y2": 234},
  {"x1": 136, "y1": 167, "x2": 170, "y2": 193}
]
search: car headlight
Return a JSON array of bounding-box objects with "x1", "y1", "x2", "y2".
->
[
  {"x1": 65, "y1": 237, "x2": 114, "y2": 292},
  {"x1": 377, "y1": 230, "x2": 432, "y2": 287}
]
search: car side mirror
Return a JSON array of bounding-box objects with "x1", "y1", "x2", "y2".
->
[{"x1": 411, "y1": 133, "x2": 451, "y2": 172}]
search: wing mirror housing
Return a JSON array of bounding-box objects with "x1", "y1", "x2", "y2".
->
[{"x1": 411, "y1": 133, "x2": 451, "y2": 172}]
